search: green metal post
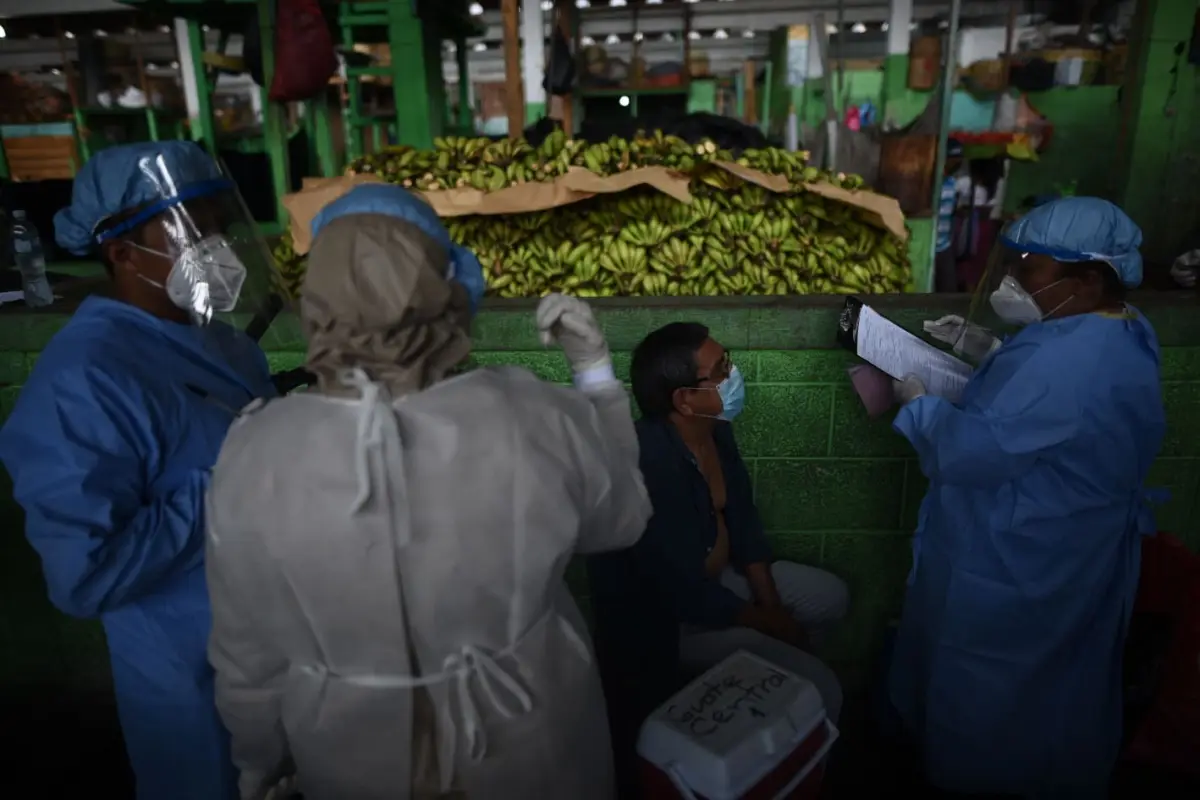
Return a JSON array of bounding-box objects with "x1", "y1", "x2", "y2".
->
[
  {"x1": 311, "y1": 93, "x2": 338, "y2": 177},
  {"x1": 341, "y1": 18, "x2": 364, "y2": 162},
  {"x1": 144, "y1": 108, "x2": 161, "y2": 142},
  {"x1": 0, "y1": 140, "x2": 10, "y2": 180},
  {"x1": 387, "y1": 4, "x2": 435, "y2": 148},
  {"x1": 925, "y1": 0, "x2": 961, "y2": 293},
  {"x1": 74, "y1": 107, "x2": 92, "y2": 163},
  {"x1": 185, "y1": 20, "x2": 218, "y2": 155},
  {"x1": 456, "y1": 39, "x2": 472, "y2": 132},
  {"x1": 421, "y1": 18, "x2": 446, "y2": 141},
  {"x1": 258, "y1": 0, "x2": 291, "y2": 229}
]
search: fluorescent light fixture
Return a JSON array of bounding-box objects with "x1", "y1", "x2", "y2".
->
[
  {"x1": 619, "y1": 95, "x2": 630, "y2": 107},
  {"x1": 95, "y1": 29, "x2": 108, "y2": 38},
  {"x1": 473, "y1": 42, "x2": 488, "y2": 52},
  {"x1": 170, "y1": 60, "x2": 179, "y2": 69},
  {"x1": 581, "y1": 35, "x2": 596, "y2": 46},
  {"x1": 633, "y1": 31, "x2": 644, "y2": 42},
  {"x1": 714, "y1": 29, "x2": 729, "y2": 40},
  {"x1": 661, "y1": 32, "x2": 675, "y2": 42},
  {"x1": 851, "y1": 22, "x2": 866, "y2": 34},
  {"x1": 610, "y1": 0, "x2": 627, "y2": 6},
  {"x1": 468, "y1": 2, "x2": 483, "y2": 15},
  {"x1": 742, "y1": 29, "x2": 755, "y2": 39},
  {"x1": 605, "y1": 33, "x2": 620, "y2": 45},
  {"x1": 0, "y1": 26, "x2": 7, "y2": 40},
  {"x1": 65, "y1": 31, "x2": 76, "y2": 39},
  {"x1": 826, "y1": 24, "x2": 837, "y2": 35},
  {"x1": 687, "y1": 30, "x2": 700, "y2": 40},
  {"x1": 541, "y1": 0, "x2": 553, "y2": 9},
  {"x1": 881, "y1": 22, "x2": 889, "y2": 32},
  {"x1": 576, "y1": 0, "x2": 590, "y2": 7}
]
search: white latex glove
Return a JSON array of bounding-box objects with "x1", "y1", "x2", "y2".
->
[
  {"x1": 893, "y1": 374, "x2": 927, "y2": 405},
  {"x1": 536, "y1": 293, "x2": 613, "y2": 384},
  {"x1": 923, "y1": 314, "x2": 1000, "y2": 361}
]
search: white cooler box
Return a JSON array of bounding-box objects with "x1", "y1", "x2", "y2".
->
[{"x1": 636, "y1": 650, "x2": 838, "y2": 800}]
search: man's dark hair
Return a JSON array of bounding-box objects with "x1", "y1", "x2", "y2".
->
[
  {"x1": 1060, "y1": 259, "x2": 1126, "y2": 303},
  {"x1": 630, "y1": 322, "x2": 710, "y2": 419}
]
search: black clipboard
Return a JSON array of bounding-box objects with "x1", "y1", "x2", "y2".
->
[{"x1": 836, "y1": 296, "x2": 865, "y2": 352}]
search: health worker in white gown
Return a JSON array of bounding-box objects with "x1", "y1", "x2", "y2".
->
[{"x1": 203, "y1": 182, "x2": 652, "y2": 800}]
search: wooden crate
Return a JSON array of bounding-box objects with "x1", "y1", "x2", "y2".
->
[{"x1": 3, "y1": 135, "x2": 79, "y2": 181}]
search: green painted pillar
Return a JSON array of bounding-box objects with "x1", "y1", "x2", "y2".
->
[
  {"x1": 388, "y1": 4, "x2": 436, "y2": 149},
  {"x1": 1117, "y1": 0, "x2": 1200, "y2": 262},
  {"x1": 258, "y1": 0, "x2": 291, "y2": 229},
  {"x1": 881, "y1": 0, "x2": 914, "y2": 127}
]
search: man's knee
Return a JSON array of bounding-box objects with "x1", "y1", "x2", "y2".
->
[{"x1": 771, "y1": 561, "x2": 850, "y2": 624}]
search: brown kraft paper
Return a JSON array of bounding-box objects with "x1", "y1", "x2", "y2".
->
[{"x1": 283, "y1": 161, "x2": 907, "y2": 255}]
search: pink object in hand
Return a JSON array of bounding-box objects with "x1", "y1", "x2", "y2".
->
[{"x1": 848, "y1": 364, "x2": 896, "y2": 418}]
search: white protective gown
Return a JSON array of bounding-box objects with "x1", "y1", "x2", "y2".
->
[{"x1": 205, "y1": 365, "x2": 650, "y2": 800}]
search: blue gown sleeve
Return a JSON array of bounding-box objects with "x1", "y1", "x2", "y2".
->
[
  {"x1": 893, "y1": 347, "x2": 1081, "y2": 488},
  {"x1": 0, "y1": 365, "x2": 207, "y2": 618}
]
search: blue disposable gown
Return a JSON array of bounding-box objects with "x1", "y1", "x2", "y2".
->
[
  {"x1": 0, "y1": 296, "x2": 274, "y2": 800},
  {"x1": 889, "y1": 308, "x2": 1165, "y2": 799}
]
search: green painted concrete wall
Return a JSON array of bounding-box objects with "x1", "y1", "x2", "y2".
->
[
  {"x1": 1118, "y1": 0, "x2": 1200, "y2": 264},
  {"x1": 2, "y1": 296, "x2": 1198, "y2": 695},
  {"x1": 802, "y1": 66, "x2": 1125, "y2": 213}
]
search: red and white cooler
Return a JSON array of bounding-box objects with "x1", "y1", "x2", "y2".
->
[{"x1": 637, "y1": 651, "x2": 838, "y2": 800}]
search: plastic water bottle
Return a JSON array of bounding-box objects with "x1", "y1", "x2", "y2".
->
[{"x1": 11, "y1": 210, "x2": 53, "y2": 308}]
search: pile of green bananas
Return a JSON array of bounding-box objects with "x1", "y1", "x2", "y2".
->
[{"x1": 271, "y1": 130, "x2": 908, "y2": 299}]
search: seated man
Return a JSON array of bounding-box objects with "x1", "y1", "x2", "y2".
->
[{"x1": 589, "y1": 322, "x2": 847, "y2": 738}]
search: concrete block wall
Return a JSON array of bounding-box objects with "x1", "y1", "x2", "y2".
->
[{"x1": 1, "y1": 296, "x2": 1198, "y2": 693}]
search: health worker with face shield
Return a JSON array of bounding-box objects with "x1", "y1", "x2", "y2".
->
[
  {"x1": 0, "y1": 141, "x2": 277, "y2": 800},
  {"x1": 204, "y1": 181, "x2": 651, "y2": 800},
  {"x1": 889, "y1": 196, "x2": 1166, "y2": 798}
]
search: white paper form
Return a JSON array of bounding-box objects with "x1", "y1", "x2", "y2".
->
[{"x1": 855, "y1": 305, "x2": 974, "y2": 403}]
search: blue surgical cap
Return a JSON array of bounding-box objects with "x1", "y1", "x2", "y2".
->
[
  {"x1": 312, "y1": 183, "x2": 487, "y2": 314},
  {"x1": 1002, "y1": 196, "x2": 1144, "y2": 288},
  {"x1": 54, "y1": 141, "x2": 230, "y2": 256}
]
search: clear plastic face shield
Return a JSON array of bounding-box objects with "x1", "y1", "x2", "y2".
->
[
  {"x1": 971, "y1": 222, "x2": 1124, "y2": 327},
  {"x1": 94, "y1": 162, "x2": 275, "y2": 326}
]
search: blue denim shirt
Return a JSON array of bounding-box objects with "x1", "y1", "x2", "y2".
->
[{"x1": 587, "y1": 415, "x2": 774, "y2": 716}]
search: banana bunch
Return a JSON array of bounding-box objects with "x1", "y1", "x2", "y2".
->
[
  {"x1": 344, "y1": 129, "x2": 869, "y2": 194},
  {"x1": 271, "y1": 129, "x2": 911, "y2": 300}
]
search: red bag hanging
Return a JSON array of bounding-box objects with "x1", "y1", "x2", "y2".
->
[
  {"x1": 1124, "y1": 532, "x2": 1200, "y2": 777},
  {"x1": 269, "y1": 0, "x2": 338, "y2": 103}
]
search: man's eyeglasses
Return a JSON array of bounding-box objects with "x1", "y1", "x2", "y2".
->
[{"x1": 697, "y1": 351, "x2": 733, "y2": 386}]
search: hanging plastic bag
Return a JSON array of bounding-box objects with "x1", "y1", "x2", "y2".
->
[{"x1": 269, "y1": 0, "x2": 338, "y2": 102}]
